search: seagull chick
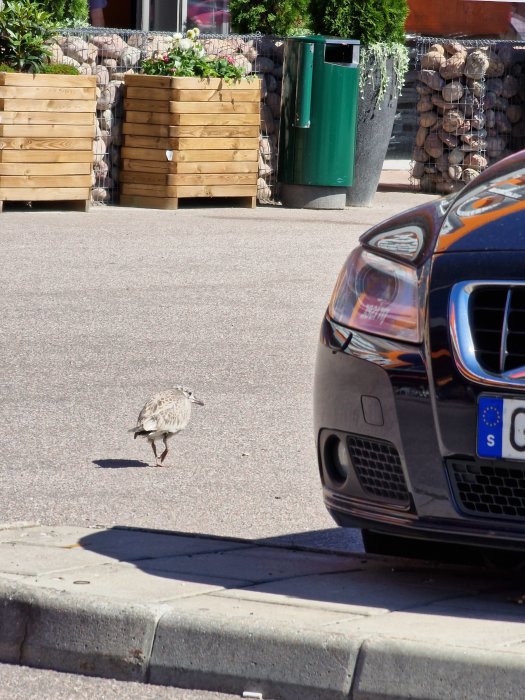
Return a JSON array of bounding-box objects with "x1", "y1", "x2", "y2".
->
[{"x1": 130, "y1": 386, "x2": 204, "y2": 467}]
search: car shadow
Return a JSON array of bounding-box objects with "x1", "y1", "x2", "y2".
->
[
  {"x1": 93, "y1": 459, "x2": 150, "y2": 469},
  {"x1": 77, "y1": 525, "x2": 525, "y2": 622}
]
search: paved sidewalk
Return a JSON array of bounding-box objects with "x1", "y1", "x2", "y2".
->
[{"x1": 1, "y1": 523, "x2": 525, "y2": 700}]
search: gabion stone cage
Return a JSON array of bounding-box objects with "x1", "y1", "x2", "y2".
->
[{"x1": 411, "y1": 37, "x2": 525, "y2": 194}]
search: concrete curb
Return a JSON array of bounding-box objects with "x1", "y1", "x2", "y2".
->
[{"x1": 1, "y1": 524, "x2": 525, "y2": 699}]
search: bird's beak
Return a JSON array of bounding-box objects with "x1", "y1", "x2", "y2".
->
[{"x1": 193, "y1": 396, "x2": 205, "y2": 406}]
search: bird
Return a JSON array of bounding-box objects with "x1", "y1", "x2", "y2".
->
[{"x1": 130, "y1": 386, "x2": 204, "y2": 467}]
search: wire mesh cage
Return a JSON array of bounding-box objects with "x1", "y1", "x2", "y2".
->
[
  {"x1": 411, "y1": 36, "x2": 525, "y2": 194},
  {"x1": 54, "y1": 28, "x2": 284, "y2": 204}
]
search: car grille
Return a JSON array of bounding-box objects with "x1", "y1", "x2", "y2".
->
[
  {"x1": 470, "y1": 285, "x2": 525, "y2": 373},
  {"x1": 347, "y1": 435, "x2": 410, "y2": 504},
  {"x1": 447, "y1": 457, "x2": 525, "y2": 519}
]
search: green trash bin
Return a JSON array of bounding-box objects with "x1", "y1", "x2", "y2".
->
[{"x1": 278, "y1": 36, "x2": 360, "y2": 209}]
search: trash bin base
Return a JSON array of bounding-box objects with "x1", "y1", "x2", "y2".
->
[{"x1": 280, "y1": 184, "x2": 347, "y2": 210}]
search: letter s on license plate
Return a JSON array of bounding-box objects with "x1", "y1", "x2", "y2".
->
[{"x1": 477, "y1": 395, "x2": 525, "y2": 460}]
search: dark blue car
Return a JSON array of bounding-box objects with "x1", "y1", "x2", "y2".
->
[{"x1": 314, "y1": 151, "x2": 525, "y2": 559}]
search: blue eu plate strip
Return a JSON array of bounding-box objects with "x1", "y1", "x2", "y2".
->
[{"x1": 477, "y1": 396, "x2": 504, "y2": 459}]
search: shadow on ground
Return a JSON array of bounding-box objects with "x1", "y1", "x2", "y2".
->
[
  {"x1": 93, "y1": 459, "x2": 150, "y2": 469},
  {"x1": 77, "y1": 525, "x2": 525, "y2": 620}
]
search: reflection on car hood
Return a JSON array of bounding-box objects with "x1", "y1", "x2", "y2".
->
[{"x1": 437, "y1": 151, "x2": 525, "y2": 254}]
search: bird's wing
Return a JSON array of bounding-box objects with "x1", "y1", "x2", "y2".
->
[{"x1": 136, "y1": 393, "x2": 188, "y2": 432}]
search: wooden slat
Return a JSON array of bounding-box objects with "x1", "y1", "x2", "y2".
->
[
  {"x1": 126, "y1": 94, "x2": 260, "y2": 113},
  {"x1": 121, "y1": 183, "x2": 256, "y2": 197},
  {"x1": 123, "y1": 110, "x2": 173, "y2": 125},
  {"x1": 0, "y1": 99, "x2": 97, "y2": 112},
  {"x1": 123, "y1": 123, "x2": 259, "y2": 138},
  {"x1": 120, "y1": 171, "x2": 256, "y2": 186},
  {"x1": 0, "y1": 187, "x2": 90, "y2": 200},
  {"x1": 177, "y1": 137, "x2": 258, "y2": 150},
  {"x1": 122, "y1": 136, "x2": 258, "y2": 150},
  {"x1": 177, "y1": 125, "x2": 259, "y2": 137},
  {"x1": 0, "y1": 175, "x2": 92, "y2": 187},
  {"x1": 124, "y1": 98, "x2": 170, "y2": 113},
  {"x1": 171, "y1": 89, "x2": 260, "y2": 102},
  {"x1": 0, "y1": 124, "x2": 95, "y2": 137},
  {"x1": 122, "y1": 123, "x2": 170, "y2": 137},
  {"x1": 124, "y1": 75, "x2": 258, "y2": 90},
  {"x1": 0, "y1": 86, "x2": 96, "y2": 100},
  {"x1": 129, "y1": 83, "x2": 260, "y2": 102},
  {"x1": 170, "y1": 101, "x2": 259, "y2": 114},
  {"x1": 0, "y1": 74, "x2": 96, "y2": 88},
  {"x1": 126, "y1": 86, "x2": 175, "y2": 101},
  {"x1": 120, "y1": 193, "x2": 256, "y2": 210},
  {"x1": 0, "y1": 111, "x2": 95, "y2": 125},
  {"x1": 171, "y1": 113, "x2": 260, "y2": 126},
  {"x1": 120, "y1": 147, "x2": 257, "y2": 162},
  {"x1": 0, "y1": 150, "x2": 93, "y2": 163},
  {"x1": 0, "y1": 137, "x2": 93, "y2": 151},
  {"x1": 122, "y1": 159, "x2": 258, "y2": 174},
  {"x1": 0, "y1": 162, "x2": 91, "y2": 175}
]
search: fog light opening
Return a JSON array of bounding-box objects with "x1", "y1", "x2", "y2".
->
[{"x1": 324, "y1": 434, "x2": 352, "y2": 485}]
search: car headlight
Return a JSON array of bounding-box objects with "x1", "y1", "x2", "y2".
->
[{"x1": 328, "y1": 247, "x2": 424, "y2": 343}]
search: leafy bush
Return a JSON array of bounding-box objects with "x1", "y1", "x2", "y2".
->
[
  {"x1": 141, "y1": 29, "x2": 249, "y2": 81},
  {"x1": 47, "y1": 0, "x2": 89, "y2": 26},
  {"x1": 40, "y1": 62, "x2": 80, "y2": 74},
  {"x1": 309, "y1": 0, "x2": 408, "y2": 44},
  {"x1": 0, "y1": 62, "x2": 15, "y2": 72},
  {"x1": 229, "y1": 0, "x2": 310, "y2": 36},
  {"x1": 0, "y1": 0, "x2": 57, "y2": 72}
]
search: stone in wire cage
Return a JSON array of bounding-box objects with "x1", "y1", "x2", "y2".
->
[{"x1": 411, "y1": 37, "x2": 525, "y2": 194}]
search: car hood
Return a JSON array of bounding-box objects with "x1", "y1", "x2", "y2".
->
[{"x1": 436, "y1": 151, "x2": 525, "y2": 254}]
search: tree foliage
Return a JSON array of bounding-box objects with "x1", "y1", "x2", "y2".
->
[
  {"x1": 46, "y1": 0, "x2": 88, "y2": 25},
  {"x1": 229, "y1": 0, "x2": 310, "y2": 36},
  {"x1": 309, "y1": 0, "x2": 408, "y2": 44}
]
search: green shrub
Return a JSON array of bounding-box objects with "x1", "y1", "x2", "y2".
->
[
  {"x1": 0, "y1": 0, "x2": 57, "y2": 72},
  {"x1": 0, "y1": 63, "x2": 16, "y2": 72},
  {"x1": 40, "y1": 62, "x2": 80, "y2": 74},
  {"x1": 309, "y1": 0, "x2": 408, "y2": 44},
  {"x1": 47, "y1": 0, "x2": 89, "y2": 26},
  {"x1": 230, "y1": 0, "x2": 310, "y2": 36}
]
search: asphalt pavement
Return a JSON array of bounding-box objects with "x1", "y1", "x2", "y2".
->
[{"x1": 4, "y1": 179, "x2": 523, "y2": 698}]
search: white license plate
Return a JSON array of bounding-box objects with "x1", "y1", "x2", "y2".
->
[{"x1": 477, "y1": 395, "x2": 525, "y2": 460}]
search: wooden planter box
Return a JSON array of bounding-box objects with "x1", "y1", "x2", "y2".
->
[
  {"x1": 0, "y1": 73, "x2": 97, "y2": 211},
  {"x1": 120, "y1": 75, "x2": 261, "y2": 209}
]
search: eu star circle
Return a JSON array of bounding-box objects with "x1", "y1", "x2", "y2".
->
[{"x1": 482, "y1": 405, "x2": 501, "y2": 428}]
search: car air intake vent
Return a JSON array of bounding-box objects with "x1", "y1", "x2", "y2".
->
[
  {"x1": 347, "y1": 434, "x2": 410, "y2": 504},
  {"x1": 470, "y1": 286, "x2": 525, "y2": 373},
  {"x1": 447, "y1": 457, "x2": 525, "y2": 519}
]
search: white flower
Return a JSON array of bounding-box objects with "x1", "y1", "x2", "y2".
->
[
  {"x1": 192, "y1": 27, "x2": 200, "y2": 37},
  {"x1": 172, "y1": 32, "x2": 183, "y2": 40},
  {"x1": 179, "y1": 38, "x2": 193, "y2": 51}
]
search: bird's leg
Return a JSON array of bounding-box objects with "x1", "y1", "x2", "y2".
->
[
  {"x1": 159, "y1": 434, "x2": 170, "y2": 466},
  {"x1": 149, "y1": 439, "x2": 161, "y2": 467}
]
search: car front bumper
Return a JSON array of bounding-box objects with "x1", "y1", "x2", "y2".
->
[{"x1": 314, "y1": 251, "x2": 525, "y2": 550}]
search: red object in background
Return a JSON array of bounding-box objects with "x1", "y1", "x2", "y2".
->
[
  {"x1": 187, "y1": 0, "x2": 229, "y2": 31},
  {"x1": 405, "y1": 0, "x2": 512, "y2": 36}
]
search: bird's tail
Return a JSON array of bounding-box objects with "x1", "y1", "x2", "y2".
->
[{"x1": 129, "y1": 428, "x2": 150, "y2": 439}]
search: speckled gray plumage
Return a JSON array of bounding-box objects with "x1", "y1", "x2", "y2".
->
[{"x1": 131, "y1": 386, "x2": 204, "y2": 466}]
